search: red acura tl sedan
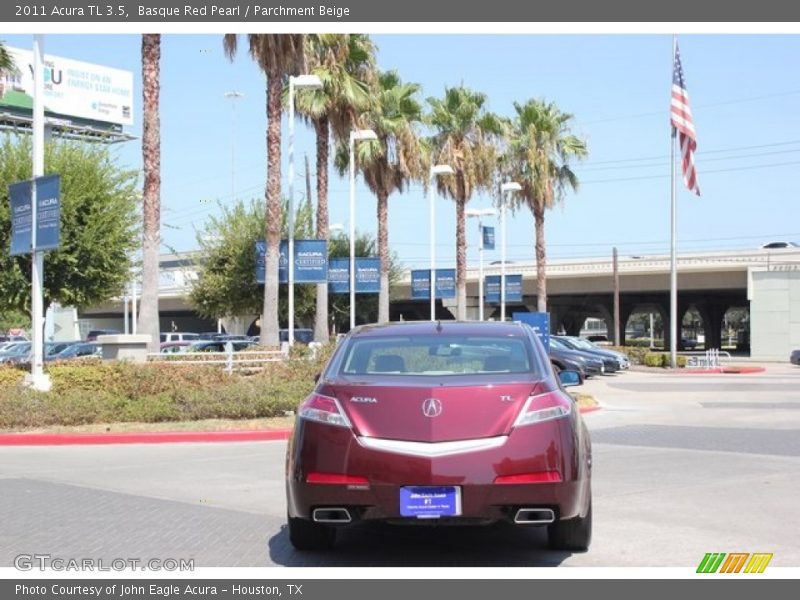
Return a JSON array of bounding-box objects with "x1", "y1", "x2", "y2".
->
[{"x1": 285, "y1": 321, "x2": 592, "y2": 552}]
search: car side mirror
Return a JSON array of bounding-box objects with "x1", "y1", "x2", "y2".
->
[
  {"x1": 314, "y1": 372, "x2": 321, "y2": 384},
  {"x1": 559, "y1": 369, "x2": 582, "y2": 387}
]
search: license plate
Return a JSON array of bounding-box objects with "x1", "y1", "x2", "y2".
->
[{"x1": 399, "y1": 486, "x2": 461, "y2": 518}]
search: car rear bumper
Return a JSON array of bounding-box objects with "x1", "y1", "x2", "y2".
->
[{"x1": 286, "y1": 417, "x2": 590, "y2": 524}]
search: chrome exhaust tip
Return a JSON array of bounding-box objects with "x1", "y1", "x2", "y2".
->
[
  {"x1": 312, "y1": 508, "x2": 352, "y2": 523},
  {"x1": 514, "y1": 508, "x2": 556, "y2": 524}
]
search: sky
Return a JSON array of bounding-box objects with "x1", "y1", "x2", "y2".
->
[{"x1": 3, "y1": 33, "x2": 800, "y2": 270}]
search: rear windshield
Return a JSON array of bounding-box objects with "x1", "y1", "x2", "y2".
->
[{"x1": 337, "y1": 335, "x2": 534, "y2": 377}]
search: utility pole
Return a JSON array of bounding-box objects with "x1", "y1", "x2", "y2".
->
[{"x1": 613, "y1": 246, "x2": 620, "y2": 346}]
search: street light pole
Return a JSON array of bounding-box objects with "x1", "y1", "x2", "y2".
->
[
  {"x1": 224, "y1": 91, "x2": 243, "y2": 200},
  {"x1": 466, "y1": 207, "x2": 496, "y2": 321},
  {"x1": 429, "y1": 165, "x2": 454, "y2": 321},
  {"x1": 499, "y1": 182, "x2": 521, "y2": 321},
  {"x1": 26, "y1": 34, "x2": 49, "y2": 391},
  {"x1": 287, "y1": 75, "x2": 322, "y2": 347},
  {"x1": 348, "y1": 129, "x2": 377, "y2": 331}
]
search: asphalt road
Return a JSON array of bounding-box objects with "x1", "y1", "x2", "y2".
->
[{"x1": 1, "y1": 364, "x2": 799, "y2": 567}]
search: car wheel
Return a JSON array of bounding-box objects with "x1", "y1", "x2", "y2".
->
[
  {"x1": 287, "y1": 516, "x2": 337, "y2": 551},
  {"x1": 548, "y1": 499, "x2": 592, "y2": 552}
]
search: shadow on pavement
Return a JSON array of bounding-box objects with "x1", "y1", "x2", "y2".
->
[{"x1": 268, "y1": 521, "x2": 571, "y2": 567}]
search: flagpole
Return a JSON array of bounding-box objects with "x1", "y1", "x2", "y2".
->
[{"x1": 670, "y1": 34, "x2": 678, "y2": 369}]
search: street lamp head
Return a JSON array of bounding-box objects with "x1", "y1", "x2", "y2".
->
[
  {"x1": 351, "y1": 129, "x2": 378, "y2": 141},
  {"x1": 224, "y1": 90, "x2": 244, "y2": 99},
  {"x1": 501, "y1": 181, "x2": 522, "y2": 193},
  {"x1": 431, "y1": 164, "x2": 454, "y2": 176},
  {"x1": 291, "y1": 74, "x2": 324, "y2": 89},
  {"x1": 466, "y1": 208, "x2": 498, "y2": 218}
]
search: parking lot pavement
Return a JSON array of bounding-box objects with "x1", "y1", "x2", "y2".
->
[{"x1": 1, "y1": 364, "x2": 799, "y2": 567}]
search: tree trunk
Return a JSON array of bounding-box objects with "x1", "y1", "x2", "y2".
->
[
  {"x1": 455, "y1": 182, "x2": 467, "y2": 321},
  {"x1": 138, "y1": 34, "x2": 161, "y2": 353},
  {"x1": 313, "y1": 116, "x2": 330, "y2": 343},
  {"x1": 533, "y1": 201, "x2": 547, "y2": 313},
  {"x1": 261, "y1": 72, "x2": 282, "y2": 347},
  {"x1": 377, "y1": 188, "x2": 390, "y2": 323}
]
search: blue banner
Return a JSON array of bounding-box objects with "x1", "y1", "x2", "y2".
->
[
  {"x1": 328, "y1": 257, "x2": 381, "y2": 294},
  {"x1": 35, "y1": 175, "x2": 61, "y2": 251},
  {"x1": 9, "y1": 180, "x2": 32, "y2": 256},
  {"x1": 9, "y1": 174, "x2": 60, "y2": 255},
  {"x1": 513, "y1": 312, "x2": 551, "y2": 351},
  {"x1": 256, "y1": 239, "x2": 328, "y2": 284},
  {"x1": 482, "y1": 226, "x2": 495, "y2": 250},
  {"x1": 255, "y1": 241, "x2": 267, "y2": 284},
  {"x1": 485, "y1": 274, "x2": 523, "y2": 303},
  {"x1": 411, "y1": 269, "x2": 457, "y2": 299}
]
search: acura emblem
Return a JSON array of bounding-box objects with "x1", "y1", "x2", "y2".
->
[{"x1": 422, "y1": 398, "x2": 443, "y2": 418}]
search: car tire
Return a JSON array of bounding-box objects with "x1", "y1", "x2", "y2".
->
[
  {"x1": 548, "y1": 499, "x2": 592, "y2": 552},
  {"x1": 287, "y1": 516, "x2": 337, "y2": 551}
]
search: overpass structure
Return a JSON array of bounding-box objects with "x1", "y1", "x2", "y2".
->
[{"x1": 77, "y1": 247, "x2": 800, "y2": 360}]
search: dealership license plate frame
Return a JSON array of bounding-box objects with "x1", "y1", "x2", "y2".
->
[{"x1": 399, "y1": 486, "x2": 462, "y2": 518}]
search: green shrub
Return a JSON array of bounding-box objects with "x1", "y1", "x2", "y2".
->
[
  {"x1": 607, "y1": 345, "x2": 648, "y2": 365},
  {"x1": 0, "y1": 347, "x2": 340, "y2": 430},
  {"x1": 644, "y1": 352, "x2": 667, "y2": 367},
  {"x1": 676, "y1": 355, "x2": 688, "y2": 368}
]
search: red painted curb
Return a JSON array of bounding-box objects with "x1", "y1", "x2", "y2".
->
[
  {"x1": 675, "y1": 367, "x2": 766, "y2": 375},
  {"x1": 0, "y1": 428, "x2": 292, "y2": 446},
  {"x1": 579, "y1": 405, "x2": 602, "y2": 414}
]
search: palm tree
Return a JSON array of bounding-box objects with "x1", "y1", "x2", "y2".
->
[
  {"x1": 427, "y1": 86, "x2": 504, "y2": 320},
  {"x1": 505, "y1": 99, "x2": 587, "y2": 313},
  {"x1": 223, "y1": 34, "x2": 306, "y2": 347},
  {"x1": 296, "y1": 34, "x2": 376, "y2": 341},
  {"x1": 0, "y1": 41, "x2": 14, "y2": 75},
  {"x1": 335, "y1": 70, "x2": 425, "y2": 324},
  {"x1": 138, "y1": 34, "x2": 161, "y2": 352}
]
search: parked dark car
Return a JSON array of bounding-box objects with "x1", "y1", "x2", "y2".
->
[
  {"x1": 45, "y1": 341, "x2": 81, "y2": 357},
  {"x1": 681, "y1": 338, "x2": 698, "y2": 350},
  {"x1": 556, "y1": 336, "x2": 629, "y2": 371},
  {"x1": 791, "y1": 350, "x2": 800, "y2": 366},
  {"x1": 550, "y1": 338, "x2": 612, "y2": 375},
  {"x1": 279, "y1": 329, "x2": 314, "y2": 344},
  {"x1": 286, "y1": 321, "x2": 592, "y2": 552},
  {"x1": 46, "y1": 342, "x2": 102, "y2": 361},
  {"x1": 0, "y1": 342, "x2": 32, "y2": 364},
  {"x1": 547, "y1": 344, "x2": 596, "y2": 378},
  {"x1": 160, "y1": 341, "x2": 191, "y2": 353},
  {"x1": 184, "y1": 340, "x2": 257, "y2": 353}
]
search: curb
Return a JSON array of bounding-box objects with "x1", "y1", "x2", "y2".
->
[
  {"x1": 579, "y1": 405, "x2": 602, "y2": 414},
  {"x1": 0, "y1": 429, "x2": 292, "y2": 446},
  {"x1": 2, "y1": 406, "x2": 602, "y2": 446},
  {"x1": 674, "y1": 367, "x2": 766, "y2": 375}
]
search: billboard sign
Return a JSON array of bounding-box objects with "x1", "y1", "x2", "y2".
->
[
  {"x1": 485, "y1": 274, "x2": 523, "y2": 303},
  {"x1": 1, "y1": 47, "x2": 134, "y2": 126},
  {"x1": 328, "y1": 257, "x2": 381, "y2": 294},
  {"x1": 411, "y1": 269, "x2": 457, "y2": 299},
  {"x1": 9, "y1": 174, "x2": 60, "y2": 256}
]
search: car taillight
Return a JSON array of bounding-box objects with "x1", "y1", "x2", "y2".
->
[
  {"x1": 306, "y1": 472, "x2": 369, "y2": 486},
  {"x1": 513, "y1": 391, "x2": 571, "y2": 427},
  {"x1": 494, "y1": 471, "x2": 562, "y2": 484},
  {"x1": 298, "y1": 393, "x2": 352, "y2": 428}
]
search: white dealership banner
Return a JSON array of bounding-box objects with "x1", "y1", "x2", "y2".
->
[{"x1": 0, "y1": 47, "x2": 133, "y2": 126}]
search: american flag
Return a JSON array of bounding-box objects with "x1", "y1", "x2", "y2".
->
[{"x1": 671, "y1": 43, "x2": 700, "y2": 196}]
